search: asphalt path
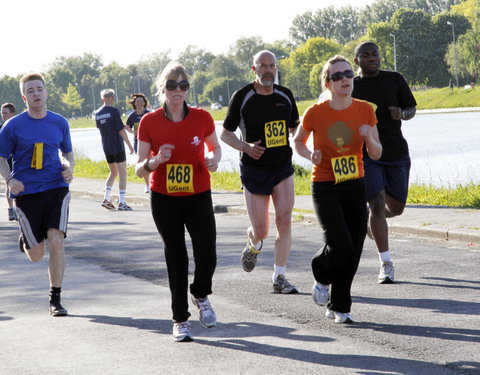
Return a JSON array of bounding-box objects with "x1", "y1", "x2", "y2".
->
[{"x1": 1, "y1": 195, "x2": 479, "y2": 374}]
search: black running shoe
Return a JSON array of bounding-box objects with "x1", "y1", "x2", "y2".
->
[{"x1": 49, "y1": 300, "x2": 68, "y2": 317}]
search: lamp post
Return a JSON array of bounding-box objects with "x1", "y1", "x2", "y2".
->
[
  {"x1": 225, "y1": 59, "x2": 231, "y2": 102},
  {"x1": 447, "y1": 21, "x2": 459, "y2": 88},
  {"x1": 91, "y1": 83, "x2": 96, "y2": 116},
  {"x1": 390, "y1": 33, "x2": 397, "y2": 71}
]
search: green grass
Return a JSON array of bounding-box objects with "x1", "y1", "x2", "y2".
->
[
  {"x1": 74, "y1": 157, "x2": 480, "y2": 208},
  {"x1": 68, "y1": 86, "x2": 479, "y2": 129},
  {"x1": 412, "y1": 86, "x2": 480, "y2": 110}
]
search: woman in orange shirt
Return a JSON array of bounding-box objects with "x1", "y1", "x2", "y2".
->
[{"x1": 294, "y1": 55, "x2": 382, "y2": 323}]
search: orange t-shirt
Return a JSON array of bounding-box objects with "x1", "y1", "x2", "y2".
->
[{"x1": 301, "y1": 99, "x2": 377, "y2": 183}]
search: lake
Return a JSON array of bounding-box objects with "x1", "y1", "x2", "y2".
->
[{"x1": 72, "y1": 111, "x2": 480, "y2": 188}]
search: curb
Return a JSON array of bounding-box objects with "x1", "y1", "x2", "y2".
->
[{"x1": 69, "y1": 188, "x2": 480, "y2": 244}]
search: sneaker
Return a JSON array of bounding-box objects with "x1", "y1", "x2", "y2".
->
[
  {"x1": 241, "y1": 239, "x2": 262, "y2": 273},
  {"x1": 378, "y1": 260, "x2": 395, "y2": 284},
  {"x1": 312, "y1": 282, "x2": 329, "y2": 305},
  {"x1": 49, "y1": 300, "x2": 68, "y2": 317},
  {"x1": 173, "y1": 321, "x2": 193, "y2": 342},
  {"x1": 273, "y1": 274, "x2": 299, "y2": 294},
  {"x1": 144, "y1": 186, "x2": 150, "y2": 193},
  {"x1": 101, "y1": 199, "x2": 116, "y2": 210},
  {"x1": 325, "y1": 308, "x2": 354, "y2": 324},
  {"x1": 8, "y1": 207, "x2": 17, "y2": 221},
  {"x1": 191, "y1": 295, "x2": 217, "y2": 328},
  {"x1": 117, "y1": 202, "x2": 133, "y2": 211}
]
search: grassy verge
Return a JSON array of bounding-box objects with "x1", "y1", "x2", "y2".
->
[
  {"x1": 68, "y1": 86, "x2": 479, "y2": 129},
  {"x1": 74, "y1": 157, "x2": 480, "y2": 208}
]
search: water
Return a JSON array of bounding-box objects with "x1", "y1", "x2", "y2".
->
[{"x1": 72, "y1": 111, "x2": 480, "y2": 188}]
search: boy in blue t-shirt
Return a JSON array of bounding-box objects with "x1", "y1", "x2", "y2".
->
[{"x1": 0, "y1": 73, "x2": 75, "y2": 317}]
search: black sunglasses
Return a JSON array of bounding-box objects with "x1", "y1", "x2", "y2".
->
[
  {"x1": 330, "y1": 70, "x2": 354, "y2": 82},
  {"x1": 165, "y1": 80, "x2": 190, "y2": 91}
]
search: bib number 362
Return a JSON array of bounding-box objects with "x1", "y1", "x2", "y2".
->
[
  {"x1": 264, "y1": 120, "x2": 287, "y2": 148},
  {"x1": 331, "y1": 155, "x2": 359, "y2": 184},
  {"x1": 166, "y1": 164, "x2": 194, "y2": 193}
]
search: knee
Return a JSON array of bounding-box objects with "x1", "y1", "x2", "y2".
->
[
  {"x1": 252, "y1": 224, "x2": 269, "y2": 241},
  {"x1": 26, "y1": 243, "x2": 46, "y2": 262},
  {"x1": 275, "y1": 212, "x2": 292, "y2": 232}
]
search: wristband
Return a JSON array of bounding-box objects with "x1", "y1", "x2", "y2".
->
[
  {"x1": 143, "y1": 158, "x2": 154, "y2": 172},
  {"x1": 401, "y1": 110, "x2": 406, "y2": 120}
]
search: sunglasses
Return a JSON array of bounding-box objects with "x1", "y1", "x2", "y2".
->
[
  {"x1": 165, "y1": 80, "x2": 190, "y2": 91},
  {"x1": 329, "y1": 70, "x2": 354, "y2": 82}
]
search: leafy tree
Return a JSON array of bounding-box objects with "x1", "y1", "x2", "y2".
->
[
  {"x1": 61, "y1": 83, "x2": 84, "y2": 117},
  {"x1": 282, "y1": 37, "x2": 341, "y2": 99},
  {"x1": 290, "y1": 6, "x2": 364, "y2": 46},
  {"x1": 446, "y1": 5, "x2": 480, "y2": 84},
  {"x1": 228, "y1": 36, "x2": 266, "y2": 75},
  {"x1": 0, "y1": 75, "x2": 24, "y2": 114}
]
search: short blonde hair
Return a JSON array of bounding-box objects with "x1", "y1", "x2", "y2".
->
[
  {"x1": 19, "y1": 73, "x2": 46, "y2": 95},
  {"x1": 100, "y1": 89, "x2": 115, "y2": 98}
]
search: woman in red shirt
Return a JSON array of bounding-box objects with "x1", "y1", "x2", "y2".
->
[
  {"x1": 294, "y1": 55, "x2": 382, "y2": 324},
  {"x1": 135, "y1": 62, "x2": 221, "y2": 342}
]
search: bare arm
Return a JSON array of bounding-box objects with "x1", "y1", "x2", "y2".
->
[
  {"x1": 293, "y1": 126, "x2": 322, "y2": 165},
  {"x1": 205, "y1": 131, "x2": 222, "y2": 172},
  {"x1": 135, "y1": 140, "x2": 175, "y2": 178},
  {"x1": 359, "y1": 125, "x2": 382, "y2": 160},
  {"x1": 119, "y1": 128, "x2": 134, "y2": 154},
  {"x1": 61, "y1": 151, "x2": 75, "y2": 183},
  {"x1": 0, "y1": 156, "x2": 24, "y2": 195},
  {"x1": 388, "y1": 105, "x2": 416, "y2": 121}
]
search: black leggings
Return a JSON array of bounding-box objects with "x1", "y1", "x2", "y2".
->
[
  {"x1": 151, "y1": 190, "x2": 217, "y2": 323},
  {"x1": 311, "y1": 179, "x2": 367, "y2": 313}
]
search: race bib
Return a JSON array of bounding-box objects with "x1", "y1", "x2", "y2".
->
[
  {"x1": 331, "y1": 155, "x2": 359, "y2": 184},
  {"x1": 166, "y1": 164, "x2": 194, "y2": 193},
  {"x1": 264, "y1": 120, "x2": 287, "y2": 148},
  {"x1": 133, "y1": 122, "x2": 139, "y2": 131},
  {"x1": 31, "y1": 143, "x2": 44, "y2": 169}
]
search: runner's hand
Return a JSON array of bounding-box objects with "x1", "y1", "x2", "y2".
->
[
  {"x1": 244, "y1": 140, "x2": 265, "y2": 160},
  {"x1": 311, "y1": 149, "x2": 322, "y2": 166},
  {"x1": 8, "y1": 178, "x2": 24, "y2": 195}
]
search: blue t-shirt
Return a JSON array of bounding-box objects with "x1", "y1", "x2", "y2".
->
[
  {"x1": 126, "y1": 109, "x2": 149, "y2": 133},
  {"x1": 95, "y1": 105, "x2": 125, "y2": 154},
  {"x1": 0, "y1": 111, "x2": 72, "y2": 197}
]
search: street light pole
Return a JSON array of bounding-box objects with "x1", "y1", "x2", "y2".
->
[
  {"x1": 447, "y1": 21, "x2": 459, "y2": 88},
  {"x1": 91, "y1": 83, "x2": 96, "y2": 116},
  {"x1": 390, "y1": 33, "x2": 397, "y2": 71}
]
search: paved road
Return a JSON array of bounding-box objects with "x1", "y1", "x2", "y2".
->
[{"x1": 1, "y1": 192, "x2": 479, "y2": 374}]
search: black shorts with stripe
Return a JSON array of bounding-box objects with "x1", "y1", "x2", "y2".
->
[{"x1": 15, "y1": 187, "x2": 71, "y2": 250}]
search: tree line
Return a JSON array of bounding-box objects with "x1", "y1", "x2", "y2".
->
[{"x1": 0, "y1": 0, "x2": 477, "y2": 119}]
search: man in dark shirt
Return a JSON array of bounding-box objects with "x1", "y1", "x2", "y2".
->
[
  {"x1": 352, "y1": 41, "x2": 417, "y2": 284},
  {"x1": 221, "y1": 50, "x2": 300, "y2": 294},
  {"x1": 95, "y1": 89, "x2": 134, "y2": 211}
]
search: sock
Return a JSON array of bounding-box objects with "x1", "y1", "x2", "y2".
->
[
  {"x1": 104, "y1": 186, "x2": 112, "y2": 201},
  {"x1": 119, "y1": 190, "x2": 126, "y2": 204},
  {"x1": 49, "y1": 287, "x2": 62, "y2": 303},
  {"x1": 316, "y1": 282, "x2": 329, "y2": 290},
  {"x1": 272, "y1": 265, "x2": 286, "y2": 282},
  {"x1": 247, "y1": 227, "x2": 262, "y2": 251},
  {"x1": 379, "y1": 250, "x2": 392, "y2": 263}
]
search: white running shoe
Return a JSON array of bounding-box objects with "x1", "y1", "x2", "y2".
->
[
  {"x1": 378, "y1": 261, "x2": 395, "y2": 284},
  {"x1": 325, "y1": 308, "x2": 354, "y2": 324},
  {"x1": 173, "y1": 321, "x2": 193, "y2": 342},
  {"x1": 191, "y1": 295, "x2": 217, "y2": 328},
  {"x1": 312, "y1": 282, "x2": 329, "y2": 305}
]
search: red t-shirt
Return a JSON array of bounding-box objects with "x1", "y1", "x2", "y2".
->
[
  {"x1": 138, "y1": 106, "x2": 215, "y2": 196},
  {"x1": 301, "y1": 99, "x2": 377, "y2": 183}
]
